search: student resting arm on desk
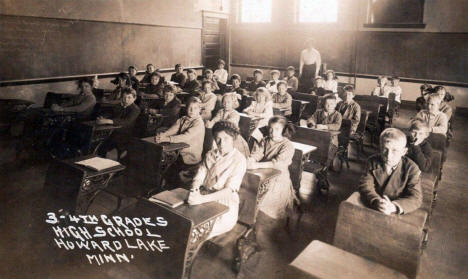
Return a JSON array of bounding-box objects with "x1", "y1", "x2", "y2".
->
[
  {"x1": 243, "y1": 87, "x2": 274, "y2": 142},
  {"x1": 188, "y1": 121, "x2": 247, "y2": 239},
  {"x1": 198, "y1": 81, "x2": 217, "y2": 121},
  {"x1": 51, "y1": 77, "x2": 96, "y2": 119},
  {"x1": 247, "y1": 116, "x2": 296, "y2": 220},
  {"x1": 336, "y1": 85, "x2": 361, "y2": 135},
  {"x1": 206, "y1": 94, "x2": 240, "y2": 128},
  {"x1": 97, "y1": 88, "x2": 140, "y2": 158},
  {"x1": 413, "y1": 93, "x2": 448, "y2": 135},
  {"x1": 149, "y1": 85, "x2": 182, "y2": 129},
  {"x1": 170, "y1": 64, "x2": 187, "y2": 88},
  {"x1": 155, "y1": 97, "x2": 205, "y2": 188},
  {"x1": 272, "y1": 81, "x2": 293, "y2": 116},
  {"x1": 142, "y1": 72, "x2": 165, "y2": 99},
  {"x1": 300, "y1": 95, "x2": 341, "y2": 167},
  {"x1": 407, "y1": 120, "x2": 433, "y2": 173},
  {"x1": 359, "y1": 128, "x2": 422, "y2": 215},
  {"x1": 140, "y1": 64, "x2": 156, "y2": 84},
  {"x1": 183, "y1": 69, "x2": 201, "y2": 95}
]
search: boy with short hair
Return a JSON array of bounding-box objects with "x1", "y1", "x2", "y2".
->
[
  {"x1": 140, "y1": 64, "x2": 156, "y2": 84},
  {"x1": 372, "y1": 76, "x2": 390, "y2": 98},
  {"x1": 246, "y1": 69, "x2": 266, "y2": 92},
  {"x1": 128, "y1": 66, "x2": 139, "y2": 90},
  {"x1": 336, "y1": 85, "x2": 361, "y2": 134},
  {"x1": 414, "y1": 93, "x2": 448, "y2": 135},
  {"x1": 170, "y1": 64, "x2": 187, "y2": 88},
  {"x1": 266, "y1": 70, "x2": 281, "y2": 93},
  {"x1": 407, "y1": 120, "x2": 433, "y2": 173},
  {"x1": 284, "y1": 66, "x2": 298, "y2": 93},
  {"x1": 272, "y1": 81, "x2": 292, "y2": 116},
  {"x1": 231, "y1": 74, "x2": 249, "y2": 112},
  {"x1": 301, "y1": 95, "x2": 342, "y2": 166},
  {"x1": 97, "y1": 87, "x2": 141, "y2": 158},
  {"x1": 359, "y1": 128, "x2": 422, "y2": 215},
  {"x1": 183, "y1": 69, "x2": 201, "y2": 94}
]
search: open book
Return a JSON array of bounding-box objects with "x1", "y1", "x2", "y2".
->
[
  {"x1": 148, "y1": 188, "x2": 188, "y2": 208},
  {"x1": 75, "y1": 157, "x2": 122, "y2": 172}
]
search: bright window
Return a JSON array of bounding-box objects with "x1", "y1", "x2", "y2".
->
[
  {"x1": 298, "y1": 0, "x2": 338, "y2": 23},
  {"x1": 240, "y1": 0, "x2": 272, "y2": 23}
]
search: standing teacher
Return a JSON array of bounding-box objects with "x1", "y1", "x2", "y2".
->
[{"x1": 299, "y1": 38, "x2": 321, "y2": 92}]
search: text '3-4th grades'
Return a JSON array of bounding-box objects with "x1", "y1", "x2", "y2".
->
[{"x1": 46, "y1": 212, "x2": 171, "y2": 266}]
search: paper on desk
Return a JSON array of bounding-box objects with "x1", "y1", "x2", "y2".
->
[{"x1": 75, "y1": 157, "x2": 121, "y2": 172}]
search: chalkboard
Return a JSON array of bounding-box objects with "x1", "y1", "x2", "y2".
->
[
  {"x1": 0, "y1": 15, "x2": 202, "y2": 81},
  {"x1": 355, "y1": 31, "x2": 468, "y2": 83}
]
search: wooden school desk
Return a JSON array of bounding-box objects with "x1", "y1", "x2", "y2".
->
[
  {"x1": 127, "y1": 137, "x2": 190, "y2": 196},
  {"x1": 290, "y1": 141, "x2": 317, "y2": 191},
  {"x1": 116, "y1": 189, "x2": 228, "y2": 279},
  {"x1": 79, "y1": 120, "x2": 122, "y2": 155},
  {"x1": 43, "y1": 155, "x2": 126, "y2": 214}
]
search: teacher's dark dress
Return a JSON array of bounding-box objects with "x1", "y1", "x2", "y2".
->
[{"x1": 299, "y1": 63, "x2": 317, "y2": 92}]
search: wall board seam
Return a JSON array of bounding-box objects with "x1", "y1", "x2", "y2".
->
[
  {"x1": 0, "y1": 14, "x2": 203, "y2": 30},
  {"x1": 0, "y1": 66, "x2": 205, "y2": 87}
]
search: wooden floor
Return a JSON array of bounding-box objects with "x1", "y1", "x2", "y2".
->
[{"x1": 0, "y1": 107, "x2": 467, "y2": 279}]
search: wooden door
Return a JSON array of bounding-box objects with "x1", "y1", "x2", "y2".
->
[{"x1": 202, "y1": 11, "x2": 229, "y2": 71}]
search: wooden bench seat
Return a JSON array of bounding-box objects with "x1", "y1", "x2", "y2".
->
[
  {"x1": 286, "y1": 240, "x2": 407, "y2": 279},
  {"x1": 333, "y1": 192, "x2": 427, "y2": 279}
]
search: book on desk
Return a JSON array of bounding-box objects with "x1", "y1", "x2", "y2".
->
[
  {"x1": 75, "y1": 156, "x2": 122, "y2": 172},
  {"x1": 149, "y1": 188, "x2": 188, "y2": 208}
]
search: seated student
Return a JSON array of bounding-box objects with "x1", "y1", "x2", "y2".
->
[
  {"x1": 336, "y1": 85, "x2": 361, "y2": 134},
  {"x1": 148, "y1": 85, "x2": 182, "y2": 128},
  {"x1": 206, "y1": 94, "x2": 240, "y2": 128},
  {"x1": 324, "y1": 70, "x2": 338, "y2": 93},
  {"x1": 107, "y1": 73, "x2": 132, "y2": 102},
  {"x1": 142, "y1": 72, "x2": 165, "y2": 99},
  {"x1": 213, "y1": 59, "x2": 228, "y2": 85},
  {"x1": 128, "y1": 66, "x2": 140, "y2": 90},
  {"x1": 310, "y1": 76, "x2": 327, "y2": 96},
  {"x1": 155, "y1": 97, "x2": 205, "y2": 188},
  {"x1": 416, "y1": 83, "x2": 433, "y2": 112},
  {"x1": 91, "y1": 75, "x2": 107, "y2": 102},
  {"x1": 284, "y1": 66, "x2": 299, "y2": 93},
  {"x1": 188, "y1": 121, "x2": 247, "y2": 239},
  {"x1": 230, "y1": 74, "x2": 249, "y2": 111},
  {"x1": 272, "y1": 81, "x2": 293, "y2": 116},
  {"x1": 358, "y1": 128, "x2": 423, "y2": 215},
  {"x1": 434, "y1": 86, "x2": 453, "y2": 120},
  {"x1": 202, "y1": 69, "x2": 220, "y2": 92},
  {"x1": 182, "y1": 69, "x2": 201, "y2": 94},
  {"x1": 246, "y1": 69, "x2": 267, "y2": 92},
  {"x1": 243, "y1": 87, "x2": 274, "y2": 142},
  {"x1": 407, "y1": 120, "x2": 433, "y2": 173},
  {"x1": 300, "y1": 95, "x2": 342, "y2": 166},
  {"x1": 388, "y1": 76, "x2": 402, "y2": 109},
  {"x1": 170, "y1": 64, "x2": 187, "y2": 88},
  {"x1": 371, "y1": 76, "x2": 391, "y2": 98},
  {"x1": 140, "y1": 64, "x2": 156, "y2": 84},
  {"x1": 266, "y1": 70, "x2": 281, "y2": 93},
  {"x1": 198, "y1": 81, "x2": 217, "y2": 121},
  {"x1": 414, "y1": 93, "x2": 448, "y2": 135},
  {"x1": 96, "y1": 88, "x2": 141, "y2": 158},
  {"x1": 51, "y1": 77, "x2": 97, "y2": 119},
  {"x1": 247, "y1": 116, "x2": 296, "y2": 220}
]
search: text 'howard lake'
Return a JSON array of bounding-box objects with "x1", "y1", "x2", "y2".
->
[{"x1": 46, "y1": 212, "x2": 171, "y2": 265}]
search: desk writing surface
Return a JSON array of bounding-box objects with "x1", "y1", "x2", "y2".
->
[
  {"x1": 63, "y1": 155, "x2": 126, "y2": 176},
  {"x1": 299, "y1": 100, "x2": 310, "y2": 105},
  {"x1": 141, "y1": 137, "x2": 190, "y2": 152},
  {"x1": 290, "y1": 240, "x2": 407, "y2": 279},
  {"x1": 292, "y1": 142, "x2": 317, "y2": 154}
]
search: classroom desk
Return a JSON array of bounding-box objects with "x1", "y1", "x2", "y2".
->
[
  {"x1": 290, "y1": 142, "x2": 317, "y2": 191},
  {"x1": 135, "y1": 112, "x2": 168, "y2": 138},
  {"x1": 287, "y1": 240, "x2": 407, "y2": 279},
  {"x1": 238, "y1": 112, "x2": 261, "y2": 136},
  {"x1": 117, "y1": 189, "x2": 228, "y2": 279},
  {"x1": 78, "y1": 121, "x2": 122, "y2": 155},
  {"x1": 44, "y1": 154, "x2": 126, "y2": 214},
  {"x1": 127, "y1": 137, "x2": 190, "y2": 196}
]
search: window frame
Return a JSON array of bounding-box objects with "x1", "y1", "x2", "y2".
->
[
  {"x1": 295, "y1": 0, "x2": 340, "y2": 24},
  {"x1": 238, "y1": 0, "x2": 273, "y2": 24}
]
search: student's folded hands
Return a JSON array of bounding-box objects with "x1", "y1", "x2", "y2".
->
[
  {"x1": 187, "y1": 191, "x2": 206, "y2": 205},
  {"x1": 375, "y1": 197, "x2": 397, "y2": 215}
]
